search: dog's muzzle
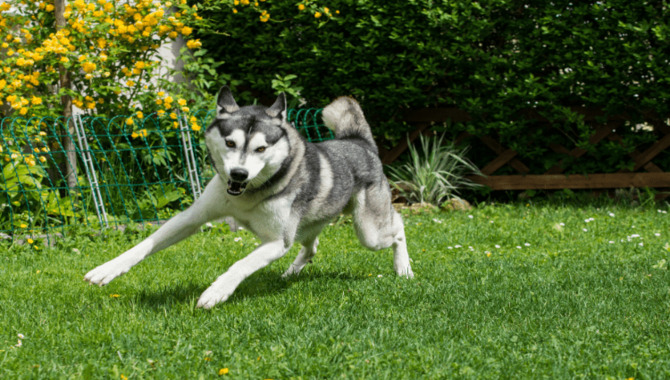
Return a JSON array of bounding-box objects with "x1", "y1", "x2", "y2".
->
[{"x1": 227, "y1": 168, "x2": 249, "y2": 196}]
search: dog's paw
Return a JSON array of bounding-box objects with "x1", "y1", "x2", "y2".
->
[
  {"x1": 84, "y1": 257, "x2": 132, "y2": 286},
  {"x1": 196, "y1": 283, "x2": 235, "y2": 309},
  {"x1": 281, "y1": 264, "x2": 301, "y2": 278},
  {"x1": 395, "y1": 265, "x2": 414, "y2": 279}
]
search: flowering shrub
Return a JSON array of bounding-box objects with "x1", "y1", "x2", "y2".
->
[{"x1": 0, "y1": 0, "x2": 202, "y2": 118}]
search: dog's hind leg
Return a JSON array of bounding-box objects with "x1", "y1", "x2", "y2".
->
[
  {"x1": 352, "y1": 184, "x2": 414, "y2": 278},
  {"x1": 282, "y1": 237, "x2": 319, "y2": 278}
]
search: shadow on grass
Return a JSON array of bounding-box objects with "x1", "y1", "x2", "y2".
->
[{"x1": 132, "y1": 268, "x2": 369, "y2": 309}]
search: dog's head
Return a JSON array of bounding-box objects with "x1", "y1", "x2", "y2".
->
[{"x1": 205, "y1": 86, "x2": 291, "y2": 196}]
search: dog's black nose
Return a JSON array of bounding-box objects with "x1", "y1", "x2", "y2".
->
[{"x1": 230, "y1": 168, "x2": 248, "y2": 182}]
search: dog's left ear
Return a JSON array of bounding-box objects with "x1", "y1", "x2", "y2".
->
[{"x1": 266, "y1": 93, "x2": 287, "y2": 121}]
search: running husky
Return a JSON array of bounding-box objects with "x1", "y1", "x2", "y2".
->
[{"x1": 84, "y1": 87, "x2": 414, "y2": 309}]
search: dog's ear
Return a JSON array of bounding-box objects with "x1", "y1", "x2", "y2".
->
[
  {"x1": 216, "y1": 86, "x2": 239, "y2": 114},
  {"x1": 266, "y1": 92, "x2": 287, "y2": 121}
]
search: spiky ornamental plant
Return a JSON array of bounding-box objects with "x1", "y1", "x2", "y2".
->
[{"x1": 386, "y1": 134, "x2": 482, "y2": 206}]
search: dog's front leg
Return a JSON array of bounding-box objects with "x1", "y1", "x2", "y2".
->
[
  {"x1": 84, "y1": 177, "x2": 227, "y2": 286},
  {"x1": 197, "y1": 240, "x2": 290, "y2": 309}
]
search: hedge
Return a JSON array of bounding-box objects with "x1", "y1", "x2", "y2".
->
[{"x1": 193, "y1": 0, "x2": 670, "y2": 173}]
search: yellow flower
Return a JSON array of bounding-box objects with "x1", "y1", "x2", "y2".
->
[
  {"x1": 178, "y1": 98, "x2": 187, "y2": 106},
  {"x1": 19, "y1": 107, "x2": 28, "y2": 115},
  {"x1": 110, "y1": 294, "x2": 120, "y2": 298},
  {"x1": 126, "y1": 118, "x2": 134, "y2": 126},
  {"x1": 20, "y1": 223, "x2": 27, "y2": 228},
  {"x1": 298, "y1": 4, "x2": 305, "y2": 11},
  {"x1": 136, "y1": 111, "x2": 144, "y2": 119},
  {"x1": 181, "y1": 26, "x2": 193, "y2": 35},
  {"x1": 126, "y1": 80, "x2": 136, "y2": 87},
  {"x1": 218, "y1": 368, "x2": 229, "y2": 376},
  {"x1": 27, "y1": 238, "x2": 34, "y2": 244},
  {"x1": 314, "y1": 12, "x2": 322, "y2": 18},
  {"x1": 192, "y1": 123, "x2": 201, "y2": 132},
  {"x1": 82, "y1": 62, "x2": 96, "y2": 73},
  {"x1": 186, "y1": 39, "x2": 202, "y2": 49},
  {"x1": 31, "y1": 96, "x2": 42, "y2": 105},
  {"x1": 170, "y1": 113, "x2": 177, "y2": 120}
]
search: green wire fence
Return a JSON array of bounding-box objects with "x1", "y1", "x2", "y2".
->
[{"x1": 0, "y1": 108, "x2": 331, "y2": 243}]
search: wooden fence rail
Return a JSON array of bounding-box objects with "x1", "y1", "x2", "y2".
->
[{"x1": 386, "y1": 108, "x2": 670, "y2": 191}]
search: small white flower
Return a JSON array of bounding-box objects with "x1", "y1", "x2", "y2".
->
[
  {"x1": 16, "y1": 340, "x2": 22, "y2": 347},
  {"x1": 608, "y1": 241, "x2": 615, "y2": 244},
  {"x1": 234, "y1": 237, "x2": 242, "y2": 242},
  {"x1": 455, "y1": 245, "x2": 462, "y2": 248},
  {"x1": 524, "y1": 243, "x2": 530, "y2": 247},
  {"x1": 583, "y1": 228, "x2": 588, "y2": 232},
  {"x1": 608, "y1": 212, "x2": 615, "y2": 217},
  {"x1": 377, "y1": 274, "x2": 383, "y2": 278},
  {"x1": 639, "y1": 243, "x2": 644, "y2": 247},
  {"x1": 516, "y1": 246, "x2": 522, "y2": 249},
  {"x1": 630, "y1": 234, "x2": 640, "y2": 239},
  {"x1": 468, "y1": 246, "x2": 474, "y2": 251},
  {"x1": 654, "y1": 233, "x2": 661, "y2": 237},
  {"x1": 17, "y1": 334, "x2": 24, "y2": 339},
  {"x1": 560, "y1": 222, "x2": 565, "y2": 226},
  {"x1": 448, "y1": 246, "x2": 453, "y2": 250},
  {"x1": 432, "y1": 218, "x2": 442, "y2": 224},
  {"x1": 495, "y1": 245, "x2": 501, "y2": 249},
  {"x1": 468, "y1": 215, "x2": 474, "y2": 219}
]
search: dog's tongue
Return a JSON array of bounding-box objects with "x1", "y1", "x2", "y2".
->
[{"x1": 227, "y1": 180, "x2": 246, "y2": 195}]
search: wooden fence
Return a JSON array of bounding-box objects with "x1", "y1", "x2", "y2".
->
[{"x1": 383, "y1": 108, "x2": 670, "y2": 191}]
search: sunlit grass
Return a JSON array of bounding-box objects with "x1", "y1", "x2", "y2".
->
[{"x1": 1, "y1": 200, "x2": 669, "y2": 378}]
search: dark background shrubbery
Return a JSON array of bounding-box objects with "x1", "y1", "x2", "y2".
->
[{"x1": 192, "y1": 0, "x2": 670, "y2": 173}]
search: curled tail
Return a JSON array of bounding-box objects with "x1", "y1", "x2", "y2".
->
[{"x1": 321, "y1": 97, "x2": 377, "y2": 149}]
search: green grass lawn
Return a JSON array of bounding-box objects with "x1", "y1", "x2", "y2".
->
[{"x1": 1, "y1": 200, "x2": 669, "y2": 379}]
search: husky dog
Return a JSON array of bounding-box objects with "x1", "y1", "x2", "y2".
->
[{"x1": 84, "y1": 87, "x2": 414, "y2": 309}]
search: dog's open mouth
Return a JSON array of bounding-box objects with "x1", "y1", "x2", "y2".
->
[{"x1": 227, "y1": 179, "x2": 248, "y2": 196}]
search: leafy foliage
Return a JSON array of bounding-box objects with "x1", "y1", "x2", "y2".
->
[{"x1": 194, "y1": 0, "x2": 670, "y2": 172}]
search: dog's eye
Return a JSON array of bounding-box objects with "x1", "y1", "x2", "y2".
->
[
  {"x1": 256, "y1": 146, "x2": 266, "y2": 153},
  {"x1": 225, "y1": 140, "x2": 235, "y2": 148}
]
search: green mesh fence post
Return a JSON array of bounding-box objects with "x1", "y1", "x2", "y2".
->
[
  {"x1": 73, "y1": 114, "x2": 108, "y2": 229},
  {"x1": 177, "y1": 111, "x2": 202, "y2": 199}
]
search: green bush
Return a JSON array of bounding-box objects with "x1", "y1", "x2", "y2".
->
[{"x1": 193, "y1": 0, "x2": 670, "y2": 172}]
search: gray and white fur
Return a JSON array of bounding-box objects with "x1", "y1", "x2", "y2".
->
[{"x1": 84, "y1": 87, "x2": 414, "y2": 309}]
